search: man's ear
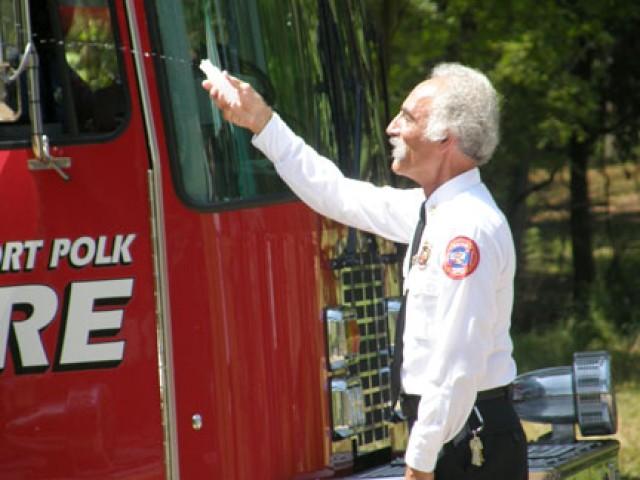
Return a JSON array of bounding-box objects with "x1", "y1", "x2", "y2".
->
[
  {"x1": 438, "y1": 133, "x2": 460, "y2": 156},
  {"x1": 439, "y1": 134, "x2": 453, "y2": 148}
]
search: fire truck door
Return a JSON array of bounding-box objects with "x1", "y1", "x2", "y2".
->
[{"x1": 0, "y1": 1, "x2": 166, "y2": 478}]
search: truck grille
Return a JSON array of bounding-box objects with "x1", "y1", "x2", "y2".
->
[{"x1": 338, "y1": 251, "x2": 392, "y2": 453}]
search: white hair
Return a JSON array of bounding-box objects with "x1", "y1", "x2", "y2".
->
[{"x1": 424, "y1": 63, "x2": 500, "y2": 165}]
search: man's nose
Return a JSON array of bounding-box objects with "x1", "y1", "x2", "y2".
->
[{"x1": 386, "y1": 114, "x2": 400, "y2": 136}]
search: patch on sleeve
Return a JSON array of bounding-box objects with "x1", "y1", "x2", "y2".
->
[{"x1": 442, "y1": 236, "x2": 480, "y2": 279}]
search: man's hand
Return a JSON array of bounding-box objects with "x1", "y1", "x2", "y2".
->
[
  {"x1": 405, "y1": 466, "x2": 434, "y2": 480},
  {"x1": 202, "y1": 73, "x2": 273, "y2": 134}
]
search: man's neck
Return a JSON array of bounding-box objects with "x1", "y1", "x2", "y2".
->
[{"x1": 420, "y1": 157, "x2": 475, "y2": 198}]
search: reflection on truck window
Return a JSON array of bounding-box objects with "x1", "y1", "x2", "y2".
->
[
  {"x1": 32, "y1": 0, "x2": 125, "y2": 134},
  {"x1": 0, "y1": 0, "x2": 126, "y2": 137},
  {"x1": 153, "y1": 0, "x2": 329, "y2": 208},
  {"x1": 1, "y1": 1, "x2": 21, "y2": 122}
]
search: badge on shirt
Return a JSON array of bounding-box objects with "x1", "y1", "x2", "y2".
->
[
  {"x1": 412, "y1": 241, "x2": 432, "y2": 269},
  {"x1": 442, "y1": 236, "x2": 480, "y2": 279}
]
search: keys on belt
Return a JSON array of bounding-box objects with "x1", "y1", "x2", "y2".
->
[{"x1": 469, "y1": 406, "x2": 485, "y2": 467}]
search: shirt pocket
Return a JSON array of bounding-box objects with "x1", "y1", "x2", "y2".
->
[{"x1": 405, "y1": 266, "x2": 442, "y2": 340}]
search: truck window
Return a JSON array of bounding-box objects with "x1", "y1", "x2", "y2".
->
[
  {"x1": 0, "y1": 0, "x2": 126, "y2": 140},
  {"x1": 1, "y1": 1, "x2": 22, "y2": 122},
  {"x1": 152, "y1": 0, "x2": 330, "y2": 209},
  {"x1": 316, "y1": 1, "x2": 391, "y2": 187}
]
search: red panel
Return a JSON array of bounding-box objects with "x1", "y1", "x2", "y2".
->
[
  {"x1": 0, "y1": 3, "x2": 165, "y2": 478},
  {"x1": 0, "y1": 134, "x2": 165, "y2": 478},
  {"x1": 0, "y1": 2, "x2": 335, "y2": 477},
  {"x1": 162, "y1": 199, "x2": 332, "y2": 479}
]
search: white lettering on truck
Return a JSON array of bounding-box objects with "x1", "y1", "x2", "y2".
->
[
  {"x1": 49, "y1": 234, "x2": 136, "y2": 269},
  {"x1": 0, "y1": 279, "x2": 133, "y2": 373},
  {"x1": 0, "y1": 234, "x2": 136, "y2": 272},
  {"x1": 0, "y1": 234, "x2": 137, "y2": 374},
  {"x1": 0, "y1": 284, "x2": 58, "y2": 372},
  {"x1": 0, "y1": 240, "x2": 45, "y2": 272}
]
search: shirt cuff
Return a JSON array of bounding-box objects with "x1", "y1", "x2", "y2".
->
[
  {"x1": 405, "y1": 432, "x2": 439, "y2": 473},
  {"x1": 251, "y1": 112, "x2": 291, "y2": 165}
]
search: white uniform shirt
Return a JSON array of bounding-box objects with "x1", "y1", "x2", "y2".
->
[{"x1": 252, "y1": 113, "x2": 517, "y2": 473}]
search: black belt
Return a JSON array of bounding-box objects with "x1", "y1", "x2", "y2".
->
[
  {"x1": 399, "y1": 385, "x2": 514, "y2": 437},
  {"x1": 476, "y1": 384, "x2": 512, "y2": 402},
  {"x1": 400, "y1": 384, "x2": 512, "y2": 416}
]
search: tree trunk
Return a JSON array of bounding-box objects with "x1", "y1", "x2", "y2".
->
[
  {"x1": 369, "y1": 0, "x2": 410, "y2": 67},
  {"x1": 506, "y1": 161, "x2": 530, "y2": 268},
  {"x1": 569, "y1": 135, "x2": 595, "y2": 301}
]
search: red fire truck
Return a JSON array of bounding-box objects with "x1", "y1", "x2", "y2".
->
[
  {"x1": 0, "y1": 1, "x2": 620, "y2": 479},
  {"x1": 0, "y1": 0, "x2": 405, "y2": 478}
]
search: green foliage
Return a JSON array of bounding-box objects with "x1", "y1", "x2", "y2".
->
[
  {"x1": 64, "y1": 11, "x2": 117, "y2": 90},
  {"x1": 514, "y1": 269, "x2": 640, "y2": 384},
  {"x1": 617, "y1": 387, "x2": 640, "y2": 480},
  {"x1": 367, "y1": 0, "x2": 640, "y2": 169},
  {"x1": 366, "y1": 0, "x2": 640, "y2": 327}
]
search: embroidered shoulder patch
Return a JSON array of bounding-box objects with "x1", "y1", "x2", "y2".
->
[{"x1": 442, "y1": 236, "x2": 480, "y2": 279}]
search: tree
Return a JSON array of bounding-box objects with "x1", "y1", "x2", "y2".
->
[{"x1": 367, "y1": 0, "x2": 640, "y2": 324}]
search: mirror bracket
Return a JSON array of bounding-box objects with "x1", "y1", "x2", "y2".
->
[
  {"x1": 0, "y1": 42, "x2": 33, "y2": 84},
  {"x1": 21, "y1": 20, "x2": 71, "y2": 181},
  {"x1": 27, "y1": 133, "x2": 72, "y2": 181}
]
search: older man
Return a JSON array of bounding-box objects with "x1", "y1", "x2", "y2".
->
[{"x1": 203, "y1": 63, "x2": 528, "y2": 480}]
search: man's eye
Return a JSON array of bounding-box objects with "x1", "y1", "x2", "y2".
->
[{"x1": 403, "y1": 113, "x2": 415, "y2": 123}]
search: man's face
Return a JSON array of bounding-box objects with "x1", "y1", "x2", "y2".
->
[{"x1": 386, "y1": 79, "x2": 444, "y2": 181}]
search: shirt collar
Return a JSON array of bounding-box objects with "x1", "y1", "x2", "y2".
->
[{"x1": 425, "y1": 168, "x2": 481, "y2": 211}]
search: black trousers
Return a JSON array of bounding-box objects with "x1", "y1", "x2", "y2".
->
[{"x1": 401, "y1": 393, "x2": 528, "y2": 480}]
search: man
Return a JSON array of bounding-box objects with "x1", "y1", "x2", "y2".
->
[{"x1": 203, "y1": 63, "x2": 528, "y2": 479}]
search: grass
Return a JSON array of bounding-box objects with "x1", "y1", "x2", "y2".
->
[{"x1": 616, "y1": 386, "x2": 640, "y2": 479}]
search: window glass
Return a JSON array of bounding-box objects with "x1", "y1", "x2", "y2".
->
[
  {"x1": 153, "y1": 0, "x2": 332, "y2": 207},
  {"x1": 153, "y1": 0, "x2": 390, "y2": 208},
  {"x1": 36, "y1": 0, "x2": 125, "y2": 134},
  {"x1": 0, "y1": 0, "x2": 126, "y2": 137},
  {"x1": 317, "y1": 0, "x2": 391, "y2": 186},
  {"x1": 0, "y1": 0, "x2": 23, "y2": 122}
]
